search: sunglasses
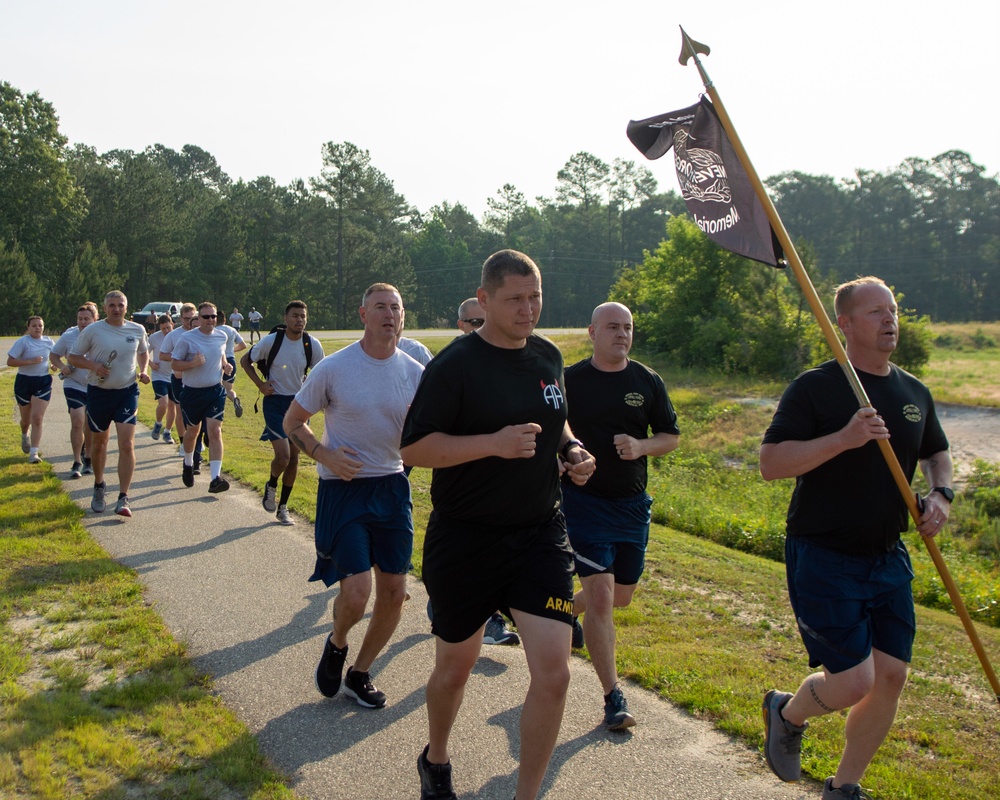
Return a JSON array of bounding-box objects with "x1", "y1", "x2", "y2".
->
[
  {"x1": 200, "y1": 314, "x2": 218, "y2": 319},
  {"x1": 461, "y1": 318, "x2": 484, "y2": 327}
]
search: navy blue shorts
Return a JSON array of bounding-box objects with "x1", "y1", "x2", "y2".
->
[
  {"x1": 14, "y1": 374, "x2": 52, "y2": 405},
  {"x1": 424, "y1": 510, "x2": 576, "y2": 643},
  {"x1": 152, "y1": 379, "x2": 170, "y2": 399},
  {"x1": 180, "y1": 384, "x2": 226, "y2": 428},
  {"x1": 261, "y1": 394, "x2": 294, "y2": 441},
  {"x1": 63, "y1": 385, "x2": 87, "y2": 411},
  {"x1": 169, "y1": 375, "x2": 184, "y2": 404},
  {"x1": 224, "y1": 356, "x2": 237, "y2": 384},
  {"x1": 563, "y1": 484, "x2": 652, "y2": 584},
  {"x1": 309, "y1": 473, "x2": 414, "y2": 587},
  {"x1": 86, "y1": 384, "x2": 139, "y2": 432},
  {"x1": 785, "y1": 537, "x2": 916, "y2": 673}
]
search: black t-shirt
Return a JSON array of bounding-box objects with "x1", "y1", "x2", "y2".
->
[
  {"x1": 563, "y1": 358, "x2": 680, "y2": 498},
  {"x1": 400, "y1": 332, "x2": 567, "y2": 527},
  {"x1": 762, "y1": 359, "x2": 949, "y2": 555}
]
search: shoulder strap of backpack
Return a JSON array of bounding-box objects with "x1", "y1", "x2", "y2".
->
[
  {"x1": 302, "y1": 335, "x2": 313, "y2": 377},
  {"x1": 263, "y1": 326, "x2": 286, "y2": 379}
]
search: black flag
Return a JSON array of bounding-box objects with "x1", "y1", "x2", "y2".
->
[{"x1": 627, "y1": 97, "x2": 784, "y2": 268}]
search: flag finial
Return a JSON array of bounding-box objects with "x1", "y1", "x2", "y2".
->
[{"x1": 678, "y1": 26, "x2": 710, "y2": 66}]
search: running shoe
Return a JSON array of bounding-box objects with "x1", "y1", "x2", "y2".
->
[
  {"x1": 208, "y1": 476, "x2": 230, "y2": 494},
  {"x1": 82, "y1": 458, "x2": 92, "y2": 475},
  {"x1": 21, "y1": 433, "x2": 30, "y2": 454},
  {"x1": 482, "y1": 613, "x2": 520, "y2": 646},
  {"x1": 823, "y1": 778, "x2": 874, "y2": 799},
  {"x1": 162, "y1": 431, "x2": 174, "y2": 445},
  {"x1": 70, "y1": 462, "x2": 83, "y2": 479},
  {"x1": 417, "y1": 744, "x2": 457, "y2": 800},
  {"x1": 233, "y1": 396, "x2": 243, "y2": 418},
  {"x1": 91, "y1": 483, "x2": 107, "y2": 513},
  {"x1": 603, "y1": 684, "x2": 636, "y2": 730},
  {"x1": 263, "y1": 482, "x2": 277, "y2": 512},
  {"x1": 762, "y1": 689, "x2": 807, "y2": 782},
  {"x1": 315, "y1": 638, "x2": 347, "y2": 698},
  {"x1": 114, "y1": 495, "x2": 132, "y2": 517},
  {"x1": 343, "y1": 666, "x2": 387, "y2": 709},
  {"x1": 276, "y1": 504, "x2": 294, "y2": 525},
  {"x1": 182, "y1": 464, "x2": 194, "y2": 487},
  {"x1": 571, "y1": 616, "x2": 585, "y2": 649},
  {"x1": 28, "y1": 452, "x2": 42, "y2": 464},
  {"x1": 151, "y1": 421, "x2": 162, "y2": 440}
]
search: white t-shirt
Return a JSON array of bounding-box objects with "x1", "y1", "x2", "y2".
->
[
  {"x1": 10, "y1": 334, "x2": 54, "y2": 377},
  {"x1": 248, "y1": 310, "x2": 263, "y2": 324},
  {"x1": 229, "y1": 311, "x2": 244, "y2": 329},
  {"x1": 70, "y1": 320, "x2": 148, "y2": 389},
  {"x1": 51, "y1": 327, "x2": 90, "y2": 388},
  {"x1": 248, "y1": 331, "x2": 324, "y2": 396},
  {"x1": 294, "y1": 341, "x2": 424, "y2": 480},
  {"x1": 172, "y1": 328, "x2": 228, "y2": 388}
]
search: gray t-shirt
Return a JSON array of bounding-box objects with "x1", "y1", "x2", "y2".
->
[
  {"x1": 172, "y1": 328, "x2": 228, "y2": 388},
  {"x1": 148, "y1": 330, "x2": 174, "y2": 381},
  {"x1": 397, "y1": 336, "x2": 433, "y2": 366},
  {"x1": 158, "y1": 327, "x2": 187, "y2": 378},
  {"x1": 10, "y1": 334, "x2": 54, "y2": 377},
  {"x1": 249, "y1": 331, "x2": 325, "y2": 396},
  {"x1": 217, "y1": 324, "x2": 246, "y2": 358},
  {"x1": 70, "y1": 320, "x2": 148, "y2": 389},
  {"x1": 51, "y1": 327, "x2": 90, "y2": 388},
  {"x1": 294, "y1": 341, "x2": 424, "y2": 480}
]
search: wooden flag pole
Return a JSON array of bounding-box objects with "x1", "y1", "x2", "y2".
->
[{"x1": 677, "y1": 26, "x2": 999, "y2": 705}]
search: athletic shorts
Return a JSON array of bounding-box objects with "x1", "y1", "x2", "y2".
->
[
  {"x1": 309, "y1": 473, "x2": 414, "y2": 588},
  {"x1": 14, "y1": 374, "x2": 52, "y2": 405},
  {"x1": 152, "y1": 379, "x2": 170, "y2": 399},
  {"x1": 563, "y1": 484, "x2": 652, "y2": 584},
  {"x1": 63, "y1": 385, "x2": 87, "y2": 411},
  {"x1": 785, "y1": 536, "x2": 916, "y2": 673},
  {"x1": 86, "y1": 384, "x2": 139, "y2": 432},
  {"x1": 169, "y1": 375, "x2": 184, "y2": 404},
  {"x1": 224, "y1": 356, "x2": 237, "y2": 384},
  {"x1": 261, "y1": 394, "x2": 294, "y2": 441},
  {"x1": 180, "y1": 384, "x2": 226, "y2": 428},
  {"x1": 424, "y1": 510, "x2": 576, "y2": 643}
]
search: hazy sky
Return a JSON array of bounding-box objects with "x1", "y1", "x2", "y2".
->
[{"x1": 4, "y1": 0, "x2": 998, "y2": 217}]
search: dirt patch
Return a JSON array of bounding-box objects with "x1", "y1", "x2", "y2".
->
[{"x1": 936, "y1": 403, "x2": 1000, "y2": 486}]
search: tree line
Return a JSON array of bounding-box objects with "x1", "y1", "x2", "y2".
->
[{"x1": 2, "y1": 81, "x2": 997, "y2": 343}]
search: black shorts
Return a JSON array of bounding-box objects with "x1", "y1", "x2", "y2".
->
[{"x1": 423, "y1": 510, "x2": 576, "y2": 643}]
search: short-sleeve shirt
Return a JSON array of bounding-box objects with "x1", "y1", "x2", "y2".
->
[
  {"x1": 400, "y1": 332, "x2": 567, "y2": 527},
  {"x1": 229, "y1": 312, "x2": 243, "y2": 329},
  {"x1": 10, "y1": 334, "x2": 54, "y2": 377},
  {"x1": 762, "y1": 359, "x2": 949, "y2": 555},
  {"x1": 70, "y1": 320, "x2": 148, "y2": 389},
  {"x1": 397, "y1": 337, "x2": 433, "y2": 366},
  {"x1": 563, "y1": 358, "x2": 680, "y2": 498},
  {"x1": 217, "y1": 324, "x2": 246, "y2": 358},
  {"x1": 172, "y1": 328, "x2": 228, "y2": 388},
  {"x1": 52, "y1": 327, "x2": 90, "y2": 388},
  {"x1": 249, "y1": 331, "x2": 325, "y2": 396},
  {"x1": 294, "y1": 341, "x2": 424, "y2": 480},
  {"x1": 147, "y1": 330, "x2": 174, "y2": 381}
]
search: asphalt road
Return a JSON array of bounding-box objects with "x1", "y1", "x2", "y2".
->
[{"x1": 7, "y1": 373, "x2": 817, "y2": 799}]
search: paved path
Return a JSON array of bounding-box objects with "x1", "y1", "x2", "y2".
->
[{"x1": 31, "y1": 404, "x2": 813, "y2": 800}]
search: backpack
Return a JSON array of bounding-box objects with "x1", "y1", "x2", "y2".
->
[{"x1": 254, "y1": 324, "x2": 313, "y2": 380}]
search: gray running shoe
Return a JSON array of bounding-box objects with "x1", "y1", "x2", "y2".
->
[
  {"x1": 343, "y1": 666, "x2": 386, "y2": 709},
  {"x1": 262, "y1": 482, "x2": 277, "y2": 512},
  {"x1": 603, "y1": 684, "x2": 636, "y2": 730},
  {"x1": 28, "y1": 452, "x2": 42, "y2": 464},
  {"x1": 70, "y1": 462, "x2": 83, "y2": 479},
  {"x1": 162, "y1": 431, "x2": 174, "y2": 445},
  {"x1": 21, "y1": 433, "x2": 30, "y2": 454},
  {"x1": 91, "y1": 483, "x2": 107, "y2": 513},
  {"x1": 762, "y1": 690, "x2": 807, "y2": 782},
  {"x1": 315, "y1": 638, "x2": 347, "y2": 698},
  {"x1": 417, "y1": 744, "x2": 457, "y2": 800},
  {"x1": 81, "y1": 458, "x2": 92, "y2": 475},
  {"x1": 151, "y1": 421, "x2": 162, "y2": 440},
  {"x1": 114, "y1": 495, "x2": 132, "y2": 518},
  {"x1": 276, "y1": 504, "x2": 294, "y2": 525},
  {"x1": 482, "y1": 613, "x2": 519, "y2": 646},
  {"x1": 823, "y1": 778, "x2": 874, "y2": 799}
]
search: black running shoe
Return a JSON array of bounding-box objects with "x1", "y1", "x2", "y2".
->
[
  {"x1": 182, "y1": 464, "x2": 194, "y2": 487},
  {"x1": 208, "y1": 476, "x2": 230, "y2": 493},
  {"x1": 315, "y1": 638, "x2": 347, "y2": 698},
  {"x1": 571, "y1": 616, "x2": 585, "y2": 649},
  {"x1": 233, "y1": 396, "x2": 243, "y2": 418},
  {"x1": 343, "y1": 666, "x2": 386, "y2": 709},
  {"x1": 603, "y1": 684, "x2": 636, "y2": 730},
  {"x1": 418, "y1": 744, "x2": 457, "y2": 799}
]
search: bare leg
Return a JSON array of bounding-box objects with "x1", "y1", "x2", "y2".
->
[
  {"x1": 69, "y1": 406, "x2": 86, "y2": 462},
  {"x1": 116, "y1": 422, "x2": 136, "y2": 493},
  {"x1": 29, "y1": 396, "x2": 49, "y2": 448},
  {"x1": 353, "y1": 568, "x2": 407, "y2": 672},
  {"x1": 330, "y1": 570, "x2": 373, "y2": 649},
  {"x1": 579, "y1": 574, "x2": 637, "y2": 694},
  {"x1": 91, "y1": 428, "x2": 111, "y2": 484},
  {"x1": 426, "y1": 628, "x2": 485, "y2": 764}
]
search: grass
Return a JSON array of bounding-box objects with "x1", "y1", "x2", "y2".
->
[
  {"x1": 924, "y1": 322, "x2": 1000, "y2": 406},
  {"x1": 3, "y1": 322, "x2": 1000, "y2": 799}
]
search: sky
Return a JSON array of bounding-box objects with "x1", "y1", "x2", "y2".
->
[{"x1": 4, "y1": 0, "x2": 998, "y2": 218}]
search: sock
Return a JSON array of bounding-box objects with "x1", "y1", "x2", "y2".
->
[
  {"x1": 118, "y1": 492, "x2": 127, "y2": 500},
  {"x1": 95, "y1": 481, "x2": 105, "y2": 489},
  {"x1": 184, "y1": 452, "x2": 194, "y2": 467},
  {"x1": 210, "y1": 460, "x2": 222, "y2": 480},
  {"x1": 279, "y1": 484, "x2": 293, "y2": 505}
]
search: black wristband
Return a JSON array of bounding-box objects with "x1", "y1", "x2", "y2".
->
[{"x1": 561, "y1": 438, "x2": 584, "y2": 460}]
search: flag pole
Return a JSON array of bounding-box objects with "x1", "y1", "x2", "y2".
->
[{"x1": 676, "y1": 26, "x2": 999, "y2": 705}]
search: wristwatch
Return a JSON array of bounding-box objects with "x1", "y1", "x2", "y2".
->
[
  {"x1": 931, "y1": 486, "x2": 955, "y2": 503},
  {"x1": 560, "y1": 438, "x2": 584, "y2": 460}
]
